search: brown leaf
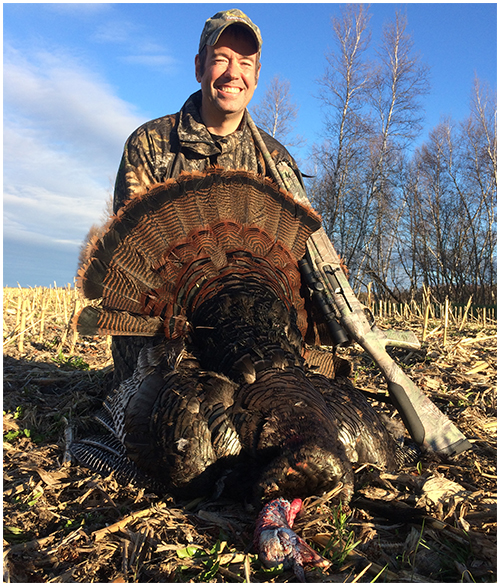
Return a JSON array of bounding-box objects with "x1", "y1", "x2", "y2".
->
[
  {"x1": 36, "y1": 468, "x2": 70, "y2": 486},
  {"x1": 420, "y1": 474, "x2": 469, "y2": 506}
]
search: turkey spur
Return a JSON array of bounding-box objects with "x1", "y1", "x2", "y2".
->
[{"x1": 70, "y1": 168, "x2": 397, "y2": 574}]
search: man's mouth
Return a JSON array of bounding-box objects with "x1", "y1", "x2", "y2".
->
[{"x1": 217, "y1": 85, "x2": 242, "y2": 94}]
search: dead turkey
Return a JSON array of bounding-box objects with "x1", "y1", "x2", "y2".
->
[{"x1": 70, "y1": 168, "x2": 397, "y2": 578}]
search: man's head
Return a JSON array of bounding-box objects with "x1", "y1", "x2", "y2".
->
[{"x1": 195, "y1": 9, "x2": 262, "y2": 135}]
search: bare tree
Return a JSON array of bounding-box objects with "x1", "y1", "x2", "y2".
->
[
  {"x1": 251, "y1": 75, "x2": 302, "y2": 148},
  {"x1": 463, "y1": 76, "x2": 497, "y2": 300},
  {"x1": 311, "y1": 3, "x2": 373, "y2": 258},
  {"x1": 360, "y1": 10, "x2": 430, "y2": 292},
  {"x1": 313, "y1": 5, "x2": 430, "y2": 299},
  {"x1": 371, "y1": 11, "x2": 430, "y2": 149},
  {"x1": 469, "y1": 75, "x2": 497, "y2": 186},
  {"x1": 312, "y1": 5, "x2": 495, "y2": 305},
  {"x1": 401, "y1": 76, "x2": 497, "y2": 305}
]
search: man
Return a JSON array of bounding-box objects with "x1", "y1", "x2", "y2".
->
[
  {"x1": 111, "y1": 9, "x2": 336, "y2": 385},
  {"x1": 113, "y1": 8, "x2": 304, "y2": 213}
]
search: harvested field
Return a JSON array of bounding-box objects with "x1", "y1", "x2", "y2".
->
[{"x1": 3, "y1": 286, "x2": 497, "y2": 582}]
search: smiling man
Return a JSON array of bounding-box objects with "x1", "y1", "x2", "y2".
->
[
  {"x1": 112, "y1": 9, "x2": 302, "y2": 215},
  {"x1": 195, "y1": 14, "x2": 261, "y2": 135},
  {"x1": 110, "y1": 9, "x2": 315, "y2": 386}
]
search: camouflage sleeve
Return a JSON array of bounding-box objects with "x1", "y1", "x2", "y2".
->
[{"x1": 113, "y1": 124, "x2": 167, "y2": 213}]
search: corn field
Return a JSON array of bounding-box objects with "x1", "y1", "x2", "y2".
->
[
  {"x1": 3, "y1": 285, "x2": 497, "y2": 582},
  {"x1": 3, "y1": 284, "x2": 109, "y2": 359},
  {"x1": 3, "y1": 284, "x2": 496, "y2": 359}
]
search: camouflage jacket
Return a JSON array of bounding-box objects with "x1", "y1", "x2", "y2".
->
[
  {"x1": 113, "y1": 90, "x2": 305, "y2": 212},
  {"x1": 110, "y1": 91, "x2": 333, "y2": 384}
]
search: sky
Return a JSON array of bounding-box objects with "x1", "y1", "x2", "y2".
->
[{"x1": 3, "y1": 2, "x2": 497, "y2": 288}]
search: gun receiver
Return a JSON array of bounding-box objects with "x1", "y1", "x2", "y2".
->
[{"x1": 298, "y1": 258, "x2": 350, "y2": 348}]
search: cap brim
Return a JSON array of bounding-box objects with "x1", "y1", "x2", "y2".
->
[{"x1": 204, "y1": 22, "x2": 261, "y2": 51}]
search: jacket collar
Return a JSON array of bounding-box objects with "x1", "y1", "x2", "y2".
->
[{"x1": 177, "y1": 91, "x2": 250, "y2": 156}]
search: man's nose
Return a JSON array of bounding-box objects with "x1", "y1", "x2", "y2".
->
[{"x1": 224, "y1": 59, "x2": 240, "y2": 79}]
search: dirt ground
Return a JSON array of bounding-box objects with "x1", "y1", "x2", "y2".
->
[{"x1": 3, "y1": 302, "x2": 497, "y2": 582}]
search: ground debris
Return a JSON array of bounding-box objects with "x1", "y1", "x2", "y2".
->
[{"x1": 3, "y1": 292, "x2": 497, "y2": 582}]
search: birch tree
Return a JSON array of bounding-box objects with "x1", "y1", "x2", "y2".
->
[
  {"x1": 311, "y1": 3, "x2": 373, "y2": 264},
  {"x1": 313, "y1": 5, "x2": 430, "y2": 298},
  {"x1": 402, "y1": 77, "x2": 496, "y2": 304},
  {"x1": 360, "y1": 10, "x2": 430, "y2": 293},
  {"x1": 251, "y1": 75, "x2": 301, "y2": 148}
]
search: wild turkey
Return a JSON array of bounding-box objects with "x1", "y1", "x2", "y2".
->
[{"x1": 71, "y1": 168, "x2": 397, "y2": 578}]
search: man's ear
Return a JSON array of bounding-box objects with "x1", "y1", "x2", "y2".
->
[
  {"x1": 195, "y1": 54, "x2": 202, "y2": 82},
  {"x1": 255, "y1": 62, "x2": 261, "y2": 85}
]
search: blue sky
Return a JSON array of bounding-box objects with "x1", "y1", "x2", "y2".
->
[{"x1": 3, "y1": 2, "x2": 497, "y2": 288}]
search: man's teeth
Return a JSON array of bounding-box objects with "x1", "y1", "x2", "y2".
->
[{"x1": 219, "y1": 86, "x2": 241, "y2": 93}]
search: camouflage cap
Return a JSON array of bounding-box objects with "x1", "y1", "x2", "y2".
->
[{"x1": 198, "y1": 8, "x2": 262, "y2": 53}]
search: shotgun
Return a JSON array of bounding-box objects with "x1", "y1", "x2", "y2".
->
[
  {"x1": 247, "y1": 115, "x2": 471, "y2": 456},
  {"x1": 297, "y1": 226, "x2": 472, "y2": 456}
]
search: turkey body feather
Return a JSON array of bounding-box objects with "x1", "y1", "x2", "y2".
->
[{"x1": 70, "y1": 169, "x2": 397, "y2": 576}]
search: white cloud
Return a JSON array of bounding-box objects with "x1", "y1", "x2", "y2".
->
[
  {"x1": 4, "y1": 44, "x2": 143, "y2": 156},
  {"x1": 123, "y1": 54, "x2": 177, "y2": 71},
  {"x1": 91, "y1": 18, "x2": 180, "y2": 74},
  {"x1": 45, "y1": 4, "x2": 113, "y2": 17},
  {"x1": 3, "y1": 43, "x2": 146, "y2": 285},
  {"x1": 92, "y1": 19, "x2": 137, "y2": 44},
  {"x1": 3, "y1": 8, "x2": 182, "y2": 286}
]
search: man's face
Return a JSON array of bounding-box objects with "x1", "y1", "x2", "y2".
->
[{"x1": 195, "y1": 27, "x2": 260, "y2": 130}]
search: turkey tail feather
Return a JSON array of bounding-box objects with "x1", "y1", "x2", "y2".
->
[
  {"x1": 74, "y1": 169, "x2": 321, "y2": 338},
  {"x1": 72, "y1": 305, "x2": 163, "y2": 337}
]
